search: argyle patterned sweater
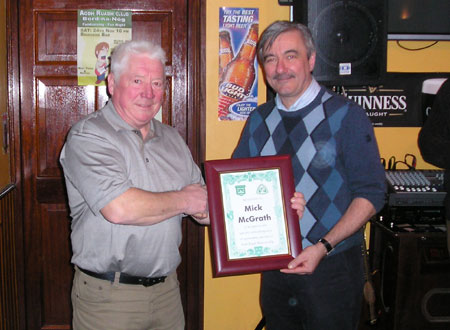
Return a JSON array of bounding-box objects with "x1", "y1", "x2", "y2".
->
[{"x1": 233, "y1": 86, "x2": 386, "y2": 254}]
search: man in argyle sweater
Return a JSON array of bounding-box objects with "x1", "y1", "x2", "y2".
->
[{"x1": 233, "y1": 21, "x2": 386, "y2": 330}]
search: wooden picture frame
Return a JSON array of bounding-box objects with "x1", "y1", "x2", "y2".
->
[{"x1": 204, "y1": 155, "x2": 302, "y2": 276}]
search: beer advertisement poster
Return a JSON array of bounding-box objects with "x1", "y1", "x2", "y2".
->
[
  {"x1": 77, "y1": 9, "x2": 132, "y2": 86},
  {"x1": 330, "y1": 73, "x2": 450, "y2": 127},
  {"x1": 218, "y1": 7, "x2": 259, "y2": 121}
]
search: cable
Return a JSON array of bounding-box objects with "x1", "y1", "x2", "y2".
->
[
  {"x1": 396, "y1": 40, "x2": 439, "y2": 51},
  {"x1": 385, "y1": 154, "x2": 417, "y2": 170}
]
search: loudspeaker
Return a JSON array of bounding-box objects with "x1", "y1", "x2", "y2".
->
[
  {"x1": 293, "y1": 0, "x2": 387, "y2": 86},
  {"x1": 370, "y1": 220, "x2": 450, "y2": 330}
]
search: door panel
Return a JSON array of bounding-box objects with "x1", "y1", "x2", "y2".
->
[
  {"x1": 40, "y1": 204, "x2": 73, "y2": 326},
  {"x1": 11, "y1": 1, "x2": 203, "y2": 329},
  {"x1": 36, "y1": 79, "x2": 93, "y2": 177},
  {"x1": 36, "y1": 12, "x2": 77, "y2": 63}
]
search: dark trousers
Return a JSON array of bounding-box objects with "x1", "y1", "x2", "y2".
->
[{"x1": 261, "y1": 245, "x2": 364, "y2": 330}]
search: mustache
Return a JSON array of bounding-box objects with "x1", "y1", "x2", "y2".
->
[{"x1": 273, "y1": 73, "x2": 295, "y2": 80}]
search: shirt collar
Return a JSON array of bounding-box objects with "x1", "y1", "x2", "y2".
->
[
  {"x1": 102, "y1": 100, "x2": 160, "y2": 139},
  {"x1": 275, "y1": 78, "x2": 321, "y2": 111}
]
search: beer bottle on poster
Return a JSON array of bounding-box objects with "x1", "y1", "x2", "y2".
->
[
  {"x1": 219, "y1": 30, "x2": 234, "y2": 82},
  {"x1": 218, "y1": 23, "x2": 258, "y2": 119}
]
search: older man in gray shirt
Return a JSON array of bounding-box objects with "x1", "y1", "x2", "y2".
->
[{"x1": 60, "y1": 40, "x2": 208, "y2": 330}]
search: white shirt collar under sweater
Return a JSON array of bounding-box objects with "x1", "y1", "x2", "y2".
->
[{"x1": 275, "y1": 78, "x2": 321, "y2": 112}]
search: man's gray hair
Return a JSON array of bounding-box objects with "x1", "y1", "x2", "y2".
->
[
  {"x1": 110, "y1": 40, "x2": 167, "y2": 81},
  {"x1": 257, "y1": 20, "x2": 316, "y2": 64}
]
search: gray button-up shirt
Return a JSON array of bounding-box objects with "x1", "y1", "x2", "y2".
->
[{"x1": 60, "y1": 101, "x2": 203, "y2": 277}]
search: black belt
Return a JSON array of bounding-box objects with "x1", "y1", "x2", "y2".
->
[{"x1": 78, "y1": 267, "x2": 166, "y2": 287}]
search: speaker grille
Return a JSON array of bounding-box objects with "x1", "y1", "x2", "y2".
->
[
  {"x1": 294, "y1": 0, "x2": 387, "y2": 86},
  {"x1": 313, "y1": 2, "x2": 378, "y2": 68}
]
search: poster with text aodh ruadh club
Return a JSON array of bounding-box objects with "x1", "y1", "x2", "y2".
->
[{"x1": 77, "y1": 9, "x2": 132, "y2": 86}]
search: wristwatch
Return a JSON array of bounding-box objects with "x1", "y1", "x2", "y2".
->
[{"x1": 318, "y1": 238, "x2": 334, "y2": 255}]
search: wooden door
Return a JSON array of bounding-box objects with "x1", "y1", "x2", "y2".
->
[{"x1": 7, "y1": 0, "x2": 204, "y2": 329}]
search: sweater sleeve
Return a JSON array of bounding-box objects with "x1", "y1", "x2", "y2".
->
[
  {"x1": 341, "y1": 103, "x2": 387, "y2": 213},
  {"x1": 418, "y1": 79, "x2": 450, "y2": 169}
]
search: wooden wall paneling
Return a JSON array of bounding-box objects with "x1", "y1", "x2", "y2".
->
[{"x1": 0, "y1": 186, "x2": 20, "y2": 330}]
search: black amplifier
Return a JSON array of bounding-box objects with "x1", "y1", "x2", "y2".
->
[
  {"x1": 377, "y1": 205, "x2": 445, "y2": 231},
  {"x1": 379, "y1": 206, "x2": 446, "y2": 230},
  {"x1": 369, "y1": 219, "x2": 450, "y2": 330}
]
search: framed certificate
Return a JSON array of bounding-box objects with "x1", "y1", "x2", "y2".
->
[{"x1": 204, "y1": 154, "x2": 302, "y2": 277}]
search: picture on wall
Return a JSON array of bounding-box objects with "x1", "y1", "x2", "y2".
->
[
  {"x1": 77, "y1": 9, "x2": 132, "y2": 86},
  {"x1": 218, "y1": 7, "x2": 259, "y2": 121}
]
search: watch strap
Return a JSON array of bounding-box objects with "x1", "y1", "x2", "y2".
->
[{"x1": 318, "y1": 238, "x2": 333, "y2": 255}]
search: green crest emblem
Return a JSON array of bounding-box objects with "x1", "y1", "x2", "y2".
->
[{"x1": 235, "y1": 185, "x2": 246, "y2": 196}]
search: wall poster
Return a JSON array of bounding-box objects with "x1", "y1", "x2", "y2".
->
[
  {"x1": 77, "y1": 9, "x2": 132, "y2": 86},
  {"x1": 218, "y1": 7, "x2": 259, "y2": 121}
]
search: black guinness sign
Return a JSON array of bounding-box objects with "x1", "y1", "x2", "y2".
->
[{"x1": 329, "y1": 73, "x2": 450, "y2": 127}]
